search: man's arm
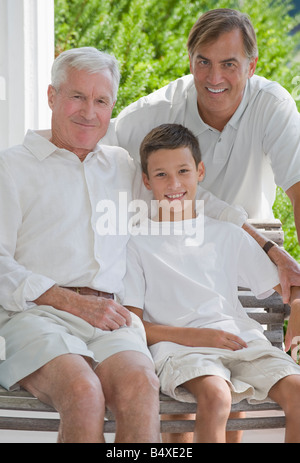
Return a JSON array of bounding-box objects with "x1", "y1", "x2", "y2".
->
[
  {"x1": 242, "y1": 222, "x2": 300, "y2": 304},
  {"x1": 286, "y1": 182, "x2": 300, "y2": 244},
  {"x1": 127, "y1": 307, "x2": 247, "y2": 351},
  {"x1": 273, "y1": 284, "x2": 300, "y2": 362},
  {"x1": 34, "y1": 284, "x2": 132, "y2": 331}
]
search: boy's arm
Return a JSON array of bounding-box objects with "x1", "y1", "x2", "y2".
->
[{"x1": 128, "y1": 307, "x2": 247, "y2": 351}]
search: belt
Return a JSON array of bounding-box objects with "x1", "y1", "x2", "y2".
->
[{"x1": 62, "y1": 287, "x2": 114, "y2": 299}]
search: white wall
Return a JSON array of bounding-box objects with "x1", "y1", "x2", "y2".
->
[{"x1": 0, "y1": 0, "x2": 54, "y2": 150}]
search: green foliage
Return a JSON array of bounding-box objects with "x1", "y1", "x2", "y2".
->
[
  {"x1": 55, "y1": 0, "x2": 300, "y2": 114},
  {"x1": 273, "y1": 188, "x2": 300, "y2": 260},
  {"x1": 55, "y1": 0, "x2": 300, "y2": 260}
]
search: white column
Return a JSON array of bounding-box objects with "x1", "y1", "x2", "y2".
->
[{"x1": 0, "y1": 0, "x2": 54, "y2": 150}]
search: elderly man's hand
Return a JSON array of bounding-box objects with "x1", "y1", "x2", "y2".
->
[
  {"x1": 78, "y1": 295, "x2": 132, "y2": 330},
  {"x1": 33, "y1": 285, "x2": 132, "y2": 331}
]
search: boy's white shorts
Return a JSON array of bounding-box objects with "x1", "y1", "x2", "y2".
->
[{"x1": 156, "y1": 339, "x2": 300, "y2": 404}]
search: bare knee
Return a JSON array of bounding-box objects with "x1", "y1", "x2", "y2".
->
[
  {"x1": 186, "y1": 376, "x2": 231, "y2": 419},
  {"x1": 69, "y1": 374, "x2": 103, "y2": 403},
  {"x1": 270, "y1": 375, "x2": 300, "y2": 417},
  {"x1": 115, "y1": 365, "x2": 160, "y2": 411},
  {"x1": 201, "y1": 384, "x2": 230, "y2": 415}
]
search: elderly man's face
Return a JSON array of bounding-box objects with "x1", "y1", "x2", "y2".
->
[{"x1": 48, "y1": 67, "x2": 115, "y2": 160}]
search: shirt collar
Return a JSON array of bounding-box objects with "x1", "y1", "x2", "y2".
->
[
  {"x1": 23, "y1": 129, "x2": 57, "y2": 160},
  {"x1": 23, "y1": 129, "x2": 101, "y2": 161},
  {"x1": 227, "y1": 78, "x2": 250, "y2": 130},
  {"x1": 185, "y1": 77, "x2": 251, "y2": 134}
]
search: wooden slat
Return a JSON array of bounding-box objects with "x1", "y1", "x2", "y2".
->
[
  {"x1": 0, "y1": 416, "x2": 60, "y2": 432},
  {"x1": 159, "y1": 416, "x2": 286, "y2": 433}
]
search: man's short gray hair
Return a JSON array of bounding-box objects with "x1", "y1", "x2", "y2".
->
[{"x1": 51, "y1": 47, "x2": 120, "y2": 101}]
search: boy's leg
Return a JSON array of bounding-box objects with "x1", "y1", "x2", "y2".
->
[
  {"x1": 268, "y1": 374, "x2": 300, "y2": 443},
  {"x1": 183, "y1": 375, "x2": 231, "y2": 443},
  {"x1": 161, "y1": 412, "x2": 244, "y2": 443},
  {"x1": 95, "y1": 350, "x2": 161, "y2": 443}
]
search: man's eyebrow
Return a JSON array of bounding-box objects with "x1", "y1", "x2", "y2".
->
[
  {"x1": 195, "y1": 54, "x2": 239, "y2": 63},
  {"x1": 220, "y1": 57, "x2": 239, "y2": 63},
  {"x1": 195, "y1": 54, "x2": 209, "y2": 61}
]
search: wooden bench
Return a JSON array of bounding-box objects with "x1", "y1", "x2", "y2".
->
[{"x1": 0, "y1": 220, "x2": 291, "y2": 436}]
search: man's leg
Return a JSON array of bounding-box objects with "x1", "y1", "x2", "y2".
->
[
  {"x1": 96, "y1": 351, "x2": 161, "y2": 443},
  {"x1": 269, "y1": 374, "x2": 300, "y2": 443},
  {"x1": 20, "y1": 354, "x2": 106, "y2": 443}
]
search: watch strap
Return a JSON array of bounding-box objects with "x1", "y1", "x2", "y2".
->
[{"x1": 263, "y1": 240, "x2": 276, "y2": 254}]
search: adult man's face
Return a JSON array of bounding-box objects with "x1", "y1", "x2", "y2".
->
[
  {"x1": 48, "y1": 67, "x2": 115, "y2": 160},
  {"x1": 189, "y1": 28, "x2": 257, "y2": 131}
]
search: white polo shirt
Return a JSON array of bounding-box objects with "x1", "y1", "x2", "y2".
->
[
  {"x1": 121, "y1": 216, "x2": 280, "y2": 364},
  {"x1": 102, "y1": 74, "x2": 300, "y2": 219}
]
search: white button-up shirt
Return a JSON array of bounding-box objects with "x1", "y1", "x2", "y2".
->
[
  {"x1": 0, "y1": 130, "x2": 139, "y2": 312},
  {"x1": 0, "y1": 130, "x2": 245, "y2": 312},
  {"x1": 102, "y1": 74, "x2": 300, "y2": 219}
]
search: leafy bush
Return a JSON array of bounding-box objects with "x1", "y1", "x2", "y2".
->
[{"x1": 55, "y1": 0, "x2": 300, "y2": 259}]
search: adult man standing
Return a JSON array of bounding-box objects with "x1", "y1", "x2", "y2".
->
[{"x1": 0, "y1": 47, "x2": 160, "y2": 443}]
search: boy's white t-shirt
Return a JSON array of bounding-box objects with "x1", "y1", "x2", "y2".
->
[{"x1": 121, "y1": 215, "x2": 280, "y2": 364}]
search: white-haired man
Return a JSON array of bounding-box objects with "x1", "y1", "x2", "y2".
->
[{"x1": 0, "y1": 47, "x2": 161, "y2": 443}]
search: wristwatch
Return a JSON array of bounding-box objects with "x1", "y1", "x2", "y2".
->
[{"x1": 263, "y1": 240, "x2": 277, "y2": 254}]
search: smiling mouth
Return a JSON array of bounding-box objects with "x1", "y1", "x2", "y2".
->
[
  {"x1": 165, "y1": 192, "x2": 186, "y2": 201},
  {"x1": 73, "y1": 120, "x2": 98, "y2": 128},
  {"x1": 207, "y1": 87, "x2": 227, "y2": 94}
]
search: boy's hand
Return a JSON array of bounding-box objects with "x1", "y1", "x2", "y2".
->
[{"x1": 187, "y1": 328, "x2": 248, "y2": 351}]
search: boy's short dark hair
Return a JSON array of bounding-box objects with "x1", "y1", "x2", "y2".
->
[{"x1": 140, "y1": 124, "x2": 202, "y2": 176}]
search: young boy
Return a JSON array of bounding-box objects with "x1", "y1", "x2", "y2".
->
[{"x1": 121, "y1": 123, "x2": 300, "y2": 443}]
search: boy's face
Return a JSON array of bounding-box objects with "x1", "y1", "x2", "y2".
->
[{"x1": 142, "y1": 147, "x2": 205, "y2": 221}]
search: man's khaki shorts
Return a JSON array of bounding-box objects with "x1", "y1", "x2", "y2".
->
[{"x1": 0, "y1": 305, "x2": 152, "y2": 390}]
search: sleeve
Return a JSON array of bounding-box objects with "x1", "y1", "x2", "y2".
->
[
  {"x1": 262, "y1": 91, "x2": 300, "y2": 192},
  {"x1": 0, "y1": 157, "x2": 55, "y2": 312},
  {"x1": 120, "y1": 239, "x2": 146, "y2": 310},
  {"x1": 236, "y1": 229, "x2": 280, "y2": 299},
  {"x1": 196, "y1": 185, "x2": 248, "y2": 227}
]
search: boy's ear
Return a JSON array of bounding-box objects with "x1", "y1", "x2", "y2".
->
[
  {"x1": 197, "y1": 161, "x2": 205, "y2": 183},
  {"x1": 142, "y1": 172, "x2": 152, "y2": 190}
]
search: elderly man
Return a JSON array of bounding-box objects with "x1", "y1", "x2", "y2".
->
[
  {"x1": 0, "y1": 47, "x2": 161, "y2": 443},
  {"x1": 102, "y1": 8, "x2": 300, "y2": 304}
]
